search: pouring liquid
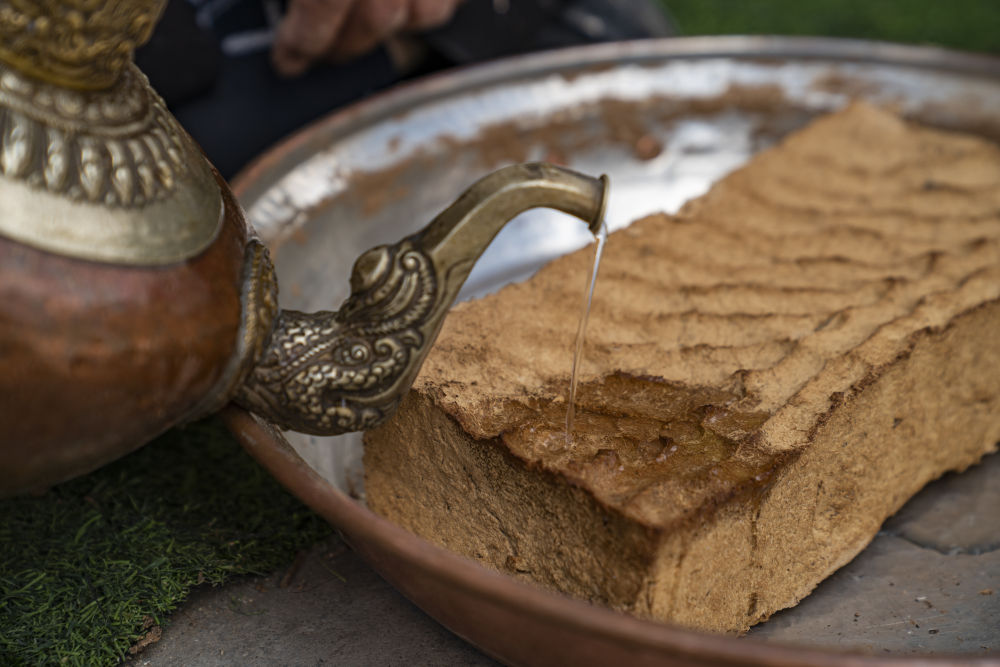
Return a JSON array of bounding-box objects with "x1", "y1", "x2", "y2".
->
[{"x1": 566, "y1": 220, "x2": 609, "y2": 444}]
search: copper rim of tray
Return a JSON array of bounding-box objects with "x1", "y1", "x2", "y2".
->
[{"x1": 229, "y1": 37, "x2": 1000, "y2": 666}]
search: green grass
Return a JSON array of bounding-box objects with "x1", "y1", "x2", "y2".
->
[
  {"x1": 0, "y1": 419, "x2": 332, "y2": 666},
  {"x1": 666, "y1": 0, "x2": 1000, "y2": 53}
]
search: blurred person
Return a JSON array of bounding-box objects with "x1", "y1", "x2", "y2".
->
[
  {"x1": 271, "y1": 0, "x2": 468, "y2": 75},
  {"x1": 137, "y1": 0, "x2": 674, "y2": 177}
]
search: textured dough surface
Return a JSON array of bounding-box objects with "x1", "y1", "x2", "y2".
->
[{"x1": 364, "y1": 103, "x2": 1000, "y2": 633}]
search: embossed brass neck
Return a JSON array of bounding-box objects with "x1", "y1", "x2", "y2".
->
[
  {"x1": 0, "y1": 0, "x2": 223, "y2": 266},
  {"x1": 0, "y1": 0, "x2": 165, "y2": 90}
]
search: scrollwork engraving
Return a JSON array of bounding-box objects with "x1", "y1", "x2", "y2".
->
[{"x1": 236, "y1": 241, "x2": 439, "y2": 435}]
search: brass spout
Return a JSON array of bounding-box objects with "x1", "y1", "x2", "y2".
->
[{"x1": 235, "y1": 163, "x2": 609, "y2": 435}]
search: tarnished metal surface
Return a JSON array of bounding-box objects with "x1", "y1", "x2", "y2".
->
[{"x1": 232, "y1": 37, "x2": 1000, "y2": 659}]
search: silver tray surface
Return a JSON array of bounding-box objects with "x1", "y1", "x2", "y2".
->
[{"x1": 232, "y1": 37, "x2": 1000, "y2": 662}]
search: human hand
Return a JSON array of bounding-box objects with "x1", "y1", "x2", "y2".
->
[{"x1": 272, "y1": 0, "x2": 464, "y2": 76}]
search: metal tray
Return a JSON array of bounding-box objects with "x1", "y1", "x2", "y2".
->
[{"x1": 229, "y1": 37, "x2": 1000, "y2": 665}]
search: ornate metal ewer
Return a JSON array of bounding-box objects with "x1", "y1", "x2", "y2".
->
[{"x1": 0, "y1": 0, "x2": 608, "y2": 495}]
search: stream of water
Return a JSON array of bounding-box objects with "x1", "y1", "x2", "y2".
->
[{"x1": 565, "y1": 219, "x2": 609, "y2": 444}]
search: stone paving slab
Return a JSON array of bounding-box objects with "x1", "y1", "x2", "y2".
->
[
  {"x1": 132, "y1": 536, "x2": 498, "y2": 666},
  {"x1": 133, "y1": 453, "x2": 999, "y2": 664}
]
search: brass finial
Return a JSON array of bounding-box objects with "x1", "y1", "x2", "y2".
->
[{"x1": 0, "y1": 0, "x2": 166, "y2": 90}]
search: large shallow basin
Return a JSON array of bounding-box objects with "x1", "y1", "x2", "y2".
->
[{"x1": 228, "y1": 37, "x2": 1000, "y2": 665}]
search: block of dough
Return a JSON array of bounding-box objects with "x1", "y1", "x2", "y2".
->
[{"x1": 363, "y1": 103, "x2": 1000, "y2": 633}]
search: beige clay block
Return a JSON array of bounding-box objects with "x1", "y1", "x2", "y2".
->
[{"x1": 363, "y1": 103, "x2": 1000, "y2": 633}]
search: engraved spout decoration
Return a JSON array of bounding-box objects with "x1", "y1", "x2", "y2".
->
[{"x1": 235, "y1": 163, "x2": 609, "y2": 435}]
